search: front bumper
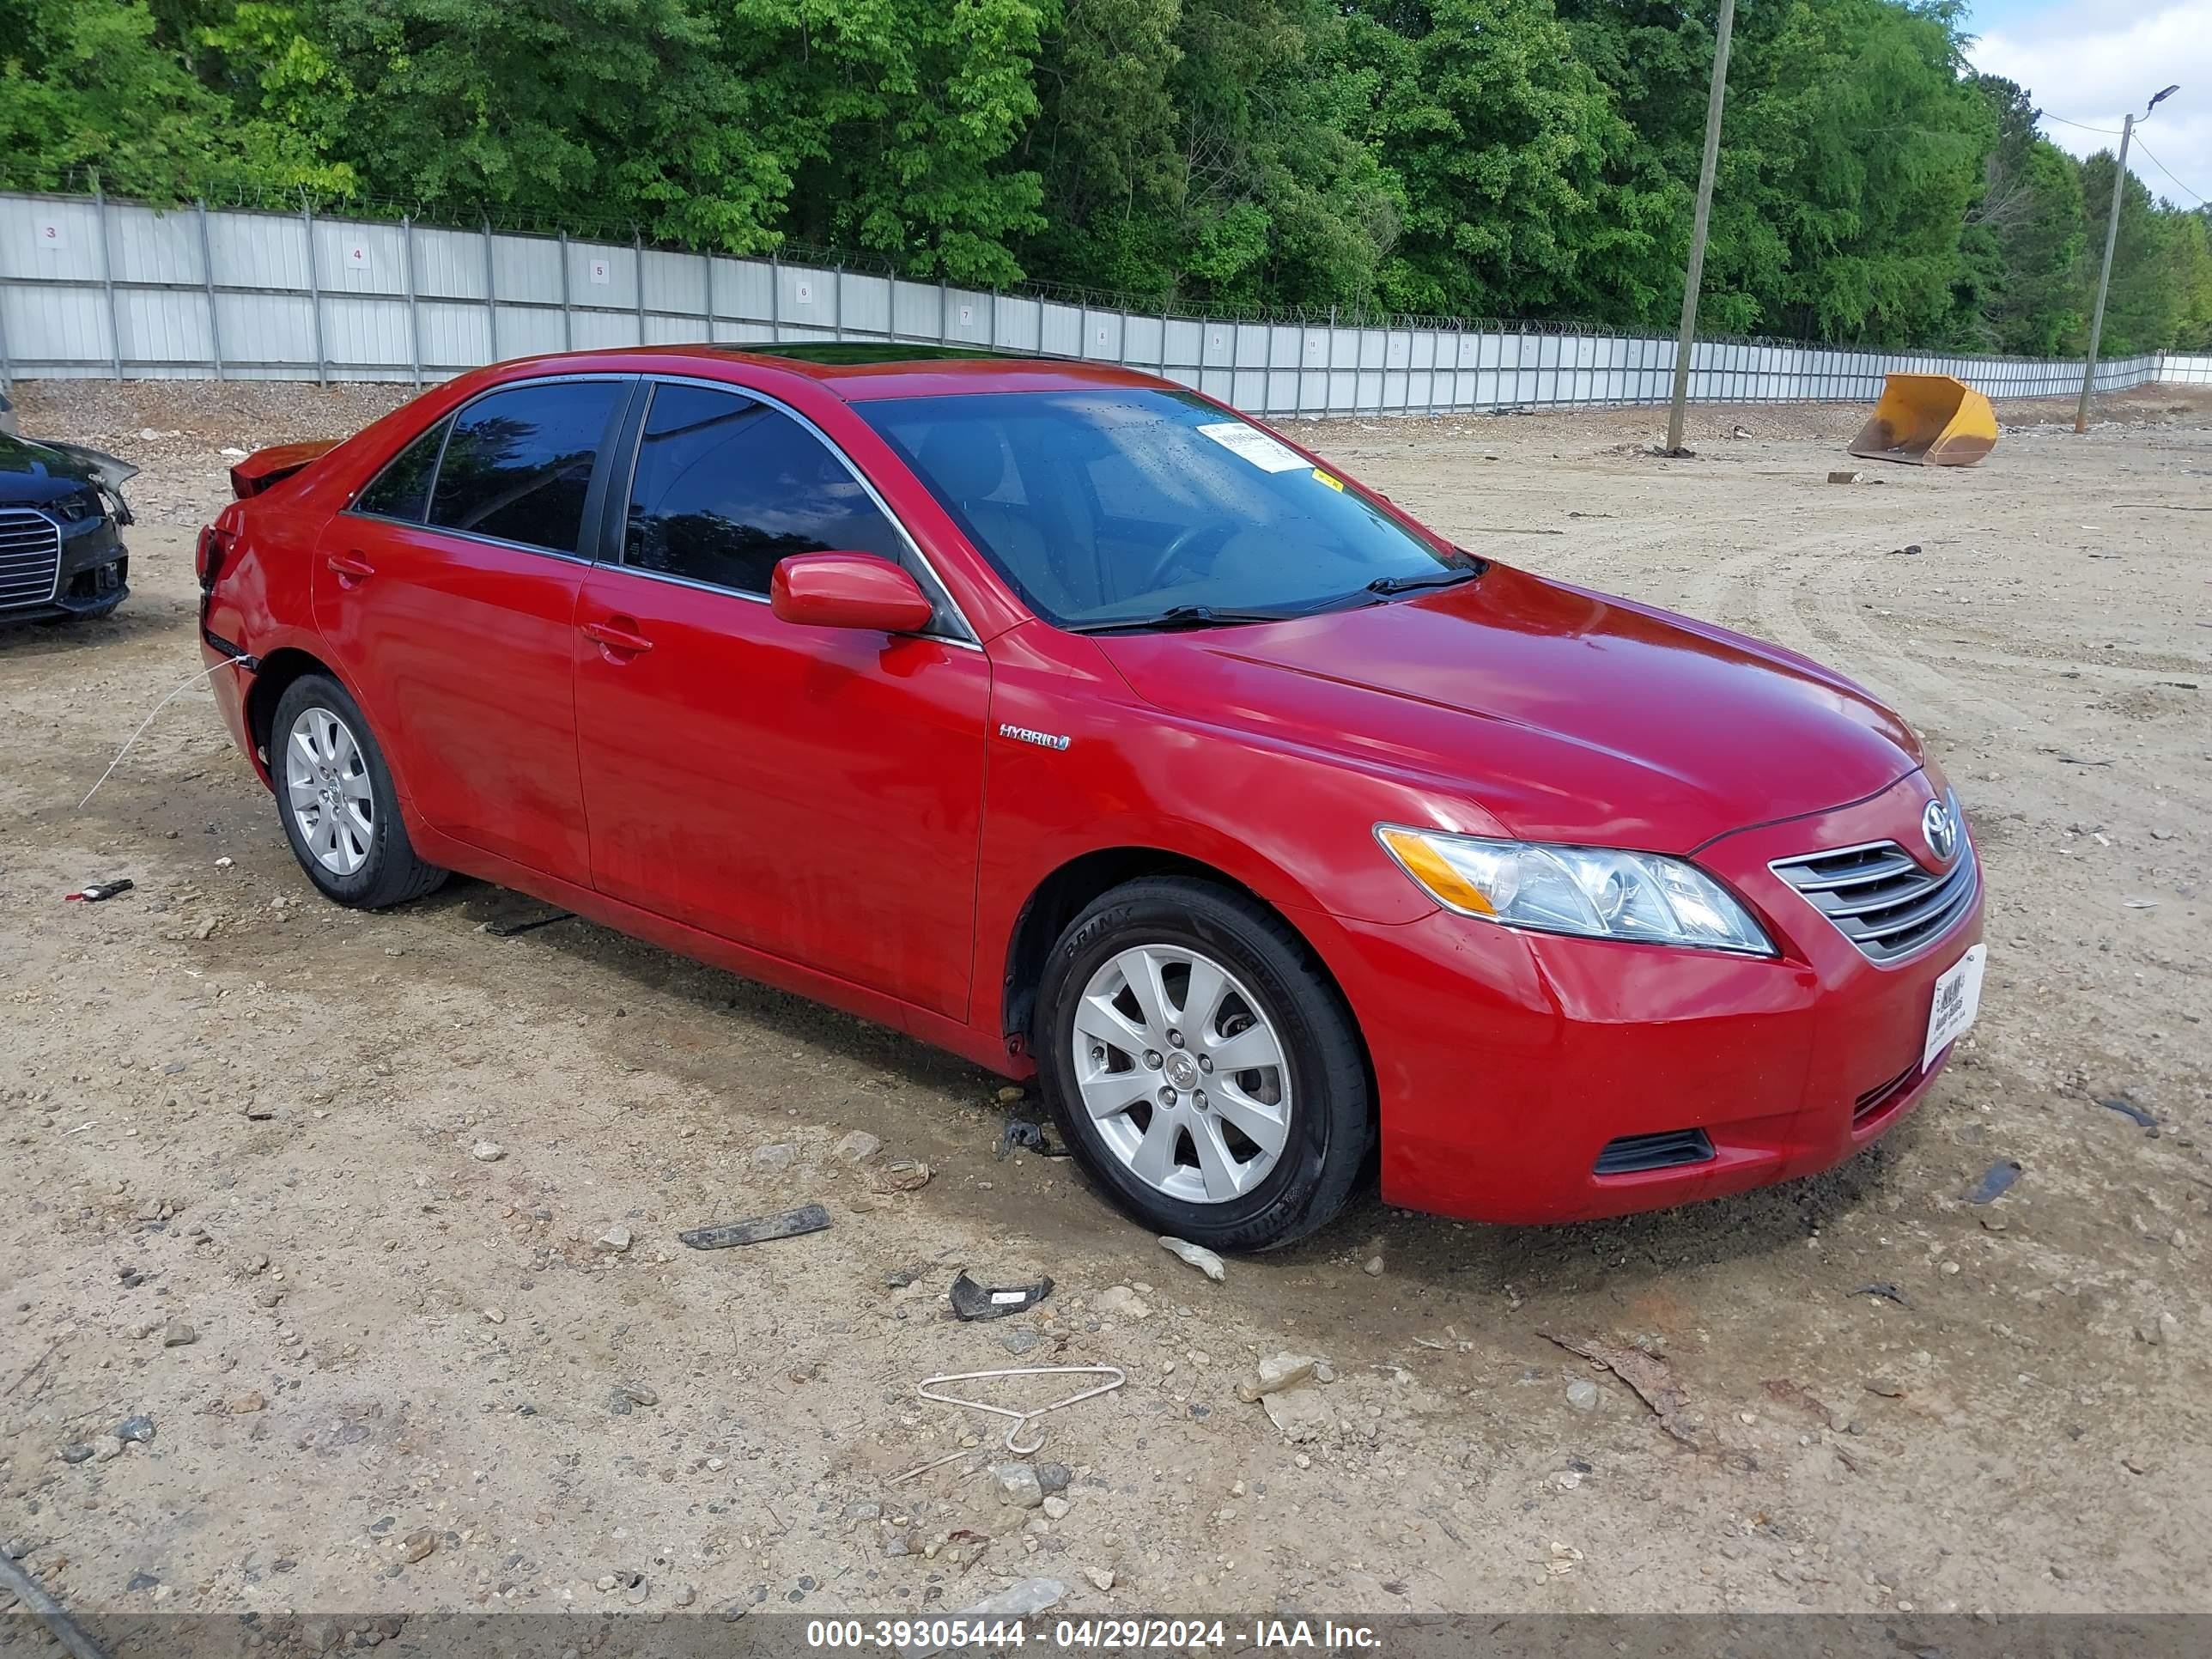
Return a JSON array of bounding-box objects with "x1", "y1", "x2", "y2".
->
[
  {"x1": 0, "y1": 511, "x2": 129, "y2": 623},
  {"x1": 1328, "y1": 773, "x2": 1983, "y2": 1224}
]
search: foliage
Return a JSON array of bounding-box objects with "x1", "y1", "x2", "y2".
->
[
  {"x1": 1960, "y1": 76, "x2": 2087, "y2": 356},
  {"x1": 0, "y1": 0, "x2": 344, "y2": 198},
  {"x1": 1335, "y1": 2, "x2": 1672, "y2": 320},
  {"x1": 2078, "y1": 154, "x2": 2212, "y2": 358},
  {"x1": 1725, "y1": 0, "x2": 1993, "y2": 345},
  {"x1": 1561, "y1": 0, "x2": 1994, "y2": 344},
  {"x1": 726, "y1": 0, "x2": 1054, "y2": 283},
  {"x1": 1021, "y1": 0, "x2": 1401, "y2": 308},
  {"x1": 5, "y1": 0, "x2": 2209, "y2": 351}
]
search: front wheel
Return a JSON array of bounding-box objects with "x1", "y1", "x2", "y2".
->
[
  {"x1": 1034, "y1": 877, "x2": 1370, "y2": 1250},
  {"x1": 270, "y1": 672, "x2": 447, "y2": 909}
]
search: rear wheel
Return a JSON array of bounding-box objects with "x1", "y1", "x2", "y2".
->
[
  {"x1": 270, "y1": 673, "x2": 446, "y2": 908},
  {"x1": 1035, "y1": 878, "x2": 1369, "y2": 1250}
]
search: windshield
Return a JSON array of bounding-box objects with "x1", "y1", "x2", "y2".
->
[{"x1": 857, "y1": 389, "x2": 1470, "y2": 629}]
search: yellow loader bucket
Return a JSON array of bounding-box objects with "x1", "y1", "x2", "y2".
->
[{"x1": 1848, "y1": 374, "x2": 1996, "y2": 466}]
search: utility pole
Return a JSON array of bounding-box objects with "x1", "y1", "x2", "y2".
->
[
  {"x1": 1665, "y1": 0, "x2": 1737, "y2": 456},
  {"x1": 2075, "y1": 84, "x2": 2179, "y2": 433},
  {"x1": 2074, "y1": 113, "x2": 2136, "y2": 433}
]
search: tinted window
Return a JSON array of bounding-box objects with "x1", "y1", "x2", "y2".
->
[
  {"x1": 623, "y1": 383, "x2": 906, "y2": 595},
  {"x1": 860, "y1": 389, "x2": 1468, "y2": 629},
  {"x1": 355, "y1": 418, "x2": 447, "y2": 522},
  {"x1": 428, "y1": 380, "x2": 623, "y2": 554}
]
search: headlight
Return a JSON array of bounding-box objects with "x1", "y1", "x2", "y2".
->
[
  {"x1": 1376, "y1": 824, "x2": 1775, "y2": 955},
  {"x1": 52, "y1": 489, "x2": 102, "y2": 524}
]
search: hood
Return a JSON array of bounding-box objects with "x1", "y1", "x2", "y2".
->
[
  {"x1": 0, "y1": 434, "x2": 137, "y2": 508},
  {"x1": 1095, "y1": 562, "x2": 1923, "y2": 853}
]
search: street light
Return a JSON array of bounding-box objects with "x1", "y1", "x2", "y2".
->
[{"x1": 2075, "y1": 84, "x2": 2182, "y2": 433}]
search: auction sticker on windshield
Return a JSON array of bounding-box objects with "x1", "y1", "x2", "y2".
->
[
  {"x1": 1196, "y1": 421, "x2": 1308, "y2": 472},
  {"x1": 1923, "y1": 943, "x2": 1986, "y2": 1072}
]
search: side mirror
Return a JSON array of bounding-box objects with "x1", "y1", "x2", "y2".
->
[{"x1": 770, "y1": 552, "x2": 936, "y2": 635}]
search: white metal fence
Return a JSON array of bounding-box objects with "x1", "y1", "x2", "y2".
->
[{"x1": 3, "y1": 189, "x2": 2205, "y2": 416}]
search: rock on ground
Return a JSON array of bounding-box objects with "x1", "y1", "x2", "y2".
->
[
  {"x1": 1094, "y1": 1285, "x2": 1152, "y2": 1321},
  {"x1": 1261, "y1": 1386, "x2": 1333, "y2": 1442}
]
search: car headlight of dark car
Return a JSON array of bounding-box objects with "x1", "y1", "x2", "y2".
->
[{"x1": 52, "y1": 489, "x2": 105, "y2": 524}]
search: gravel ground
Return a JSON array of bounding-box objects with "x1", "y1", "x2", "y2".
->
[{"x1": 1, "y1": 376, "x2": 2208, "y2": 1641}]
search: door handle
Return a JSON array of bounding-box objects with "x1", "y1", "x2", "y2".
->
[
  {"x1": 325, "y1": 552, "x2": 374, "y2": 583},
  {"x1": 580, "y1": 619, "x2": 654, "y2": 656}
]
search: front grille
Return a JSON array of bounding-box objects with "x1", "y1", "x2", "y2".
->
[
  {"x1": 1770, "y1": 836, "x2": 1977, "y2": 963},
  {"x1": 0, "y1": 507, "x2": 63, "y2": 611},
  {"x1": 1594, "y1": 1127, "x2": 1715, "y2": 1176},
  {"x1": 1852, "y1": 1061, "x2": 1918, "y2": 1127}
]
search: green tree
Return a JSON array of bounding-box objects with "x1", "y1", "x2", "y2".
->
[
  {"x1": 191, "y1": 3, "x2": 356, "y2": 184},
  {"x1": 1020, "y1": 0, "x2": 1401, "y2": 310},
  {"x1": 1957, "y1": 76, "x2": 2087, "y2": 355},
  {"x1": 0, "y1": 0, "x2": 342, "y2": 198},
  {"x1": 285, "y1": 1, "x2": 792, "y2": 252},
  {"x1": 1020, "y1": 0, "x2": 1183, "y2": 295},
  {"x1": 2078, "y1": 152, "x2": 2191, "y2": 359},
  {"x1": 1341, "y1": 1, "x2": 1668, "y2": 319},
  {"x1": 203, "y1": 2, "x2": 1053, "y2": 282},
  {"x1": 10, "y1": 0, "x2": 2209, "y2": 354},
  {"x1": 1173, "y1": 0, "x2": 1402, "y2": 308},
  {"x1": 2167, "y1": 209, "x2": 2212, "y2": 352},
  {"x1": 1559, "y1": 0, "x2": 1994, "y2": 343},
  {"x1": 1737, "y1": 0, "x2": 1991, "y2": 343},
  {"x1": 724, "y1": 0, "x2": 1054, "y2": 284}
]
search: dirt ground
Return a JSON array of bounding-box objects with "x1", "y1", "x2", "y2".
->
[{"x1": 2, "y1": 377, "x2": 2208, "y2": 1636}]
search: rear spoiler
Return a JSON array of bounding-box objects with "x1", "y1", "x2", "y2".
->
[{"x1": 230, "y1": 439, "x2": 340, "y2": 500}]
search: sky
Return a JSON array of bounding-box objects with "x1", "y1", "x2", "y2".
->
[{"x1": 1967, "y1": 0, "x2": 2211, "y2": 210}]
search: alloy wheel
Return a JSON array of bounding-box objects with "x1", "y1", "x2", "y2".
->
[
  {"x1": 1070, "y1": 943, "x2": 1293, "y2": 1205},
  {"x1": 284, "y1": 706, "x2": 374, "y2": 877}
]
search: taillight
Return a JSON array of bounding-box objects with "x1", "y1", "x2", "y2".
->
[{"x1": 195, "y1": 525, "x2": 228, "y2": 590}]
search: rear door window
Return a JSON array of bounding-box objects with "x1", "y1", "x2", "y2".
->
[
  {"x1": 354, "y1": 418, "x2": 448, "y2": 523},
  {"x1": 428, "y1": 380, "x2": 625, "y2": 555}
]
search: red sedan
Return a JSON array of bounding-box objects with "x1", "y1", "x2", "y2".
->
[{"x1": 198, "y1": 345, "x2": 1984, "y2": 1249}]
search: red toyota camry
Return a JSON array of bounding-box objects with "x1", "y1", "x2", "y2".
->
[{"x1": 197, "y1": 345, "x2": 1984, "y2": 1249}]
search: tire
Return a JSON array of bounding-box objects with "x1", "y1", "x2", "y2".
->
[
  {"x1": 1034, "y1": 877, "x2": 1370, "y2": 1250},
  {"x1": 270, "y1": 672, "x2": 447, "y2": 909}
]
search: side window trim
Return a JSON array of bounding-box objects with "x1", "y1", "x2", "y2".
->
[
  {"x1": 344, "y1": 373, "x2": 638, "y2": 562},
  {"x1": 343, "y1": 413, "x2": 456, "y2": 526},
  {"x1": 595, "y1": 376, "x2": 656, "y2": 573},
  {"x1": 617, "y1": 373, "x2": 977, "y2": 647},
  {"x1": 572, "y1": 377, "x2": 645, "y2": 566}
]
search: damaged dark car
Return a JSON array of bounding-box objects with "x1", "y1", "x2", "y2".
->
[{"x1": 1, "y1": 430, "x2": 135, "y2": 624}]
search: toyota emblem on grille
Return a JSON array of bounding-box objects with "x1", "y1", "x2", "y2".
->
[{"x1": 1922, "y1": 795, "x2": 1960, "y2": 863}]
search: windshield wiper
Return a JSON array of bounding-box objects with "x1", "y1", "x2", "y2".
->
[
  {"x1": 1066, "y1": 605, "x2": 1300, "y2": 635},
  {"x1": 1365, "y1": 562, "x2": 1486, "y2": 597}
]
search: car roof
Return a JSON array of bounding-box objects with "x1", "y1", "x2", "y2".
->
[{"x1": 483, "y1": 343, "x2": 1176, "y2": 403}]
